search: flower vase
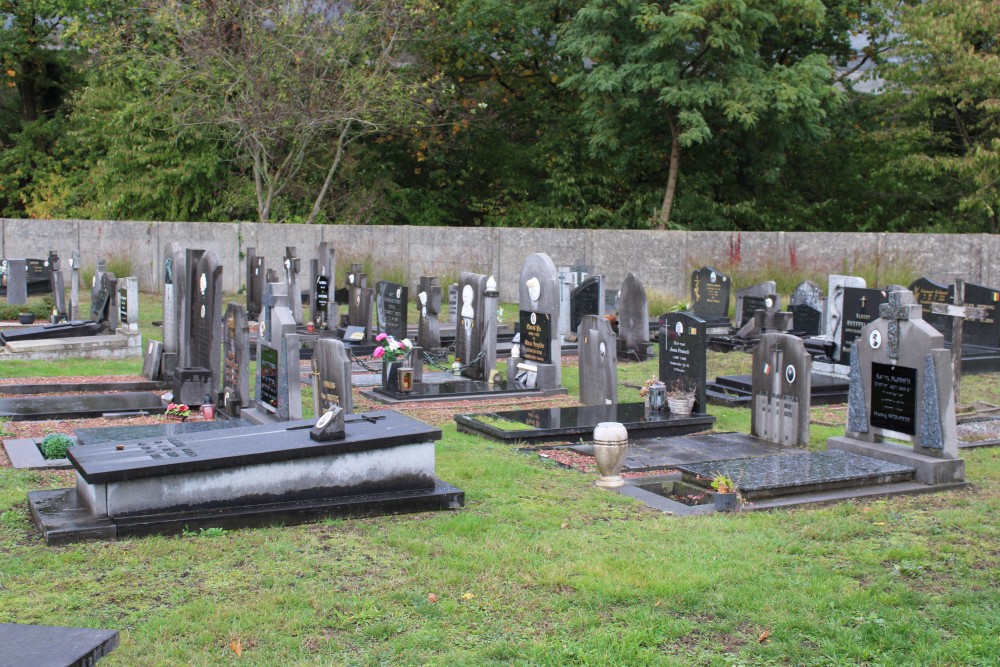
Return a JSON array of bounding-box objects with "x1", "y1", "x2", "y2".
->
[{"x1": 381, "y1": 359, "x2": 401, "y2": 392}]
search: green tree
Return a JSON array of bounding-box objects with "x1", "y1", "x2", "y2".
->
[
  {"x1": 560, "y1": 0, "x2": 841, "y2": 229},
  {"x1": 136, "y1": 0, "x2": 434, "y2": 224},
  {"x1": 876, "y1": 0, "x2": 1000, "y2": 233}
]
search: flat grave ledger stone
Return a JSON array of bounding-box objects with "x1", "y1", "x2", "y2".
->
[
  {"x1": 246, "y1": 248, "x2": 265, "y2": 321},
  {"x1": 74, "y1": 419, "x2": 253, "y2": 446},
  {"x1": 659, "y1": 311, "x2": 708, "y2": 413},
  {"x1": 828, "y1": 290, "x2": 965, "y2": 486},
  {"x1": 376, "y1": 281, "x2": 408, "y2": 341},
  {"x1": 313, "y1": 337, "x2": 353, "y2": 415},
  {"x1": 0, "y1": 623, "x2": 119, "y2": 667},
  {"x1": 569, "y1": 275, "x2": 604, "y2": 339},
  {"x1": 735, "y1": 281, "x2": 779, "y2": 328},
  {"x1": 838, "y1": 287, "x2": 887, "y2": 366},
  {"x1": 0, "y1": 392, "x2": 166, "y2": 421},
  {"x1": 455, "y1": 402, "x2": 715, "y2": 445},
  {"x1": 616, "y1": 272, "x2": 654, "y2": 361},
  {"x1": 690, "y1": 266, "x2": 731, "y2": 322},
  {"x1": 27, "y1": 410, "x2": 465, "y2": 545},
  {"x1": 578, "y1": 314, "x2": 617, "y2": 406},
  {"x1": 416, "y1": 276, "x2": 443, "y2": 350},
  {"x1": 751, "y1": 333, "x2": 812, "y2": 448},
  {"x1": 909, "y1": 276, "x2": 951, "y2": 335}
]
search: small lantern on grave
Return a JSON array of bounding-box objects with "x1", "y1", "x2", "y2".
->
[
  {"x1": 398, "y1": 367, "x2": 414, "y2": 394},
  {"x1": 647, "y1": 381, "x2": 667, "y2": 412}
]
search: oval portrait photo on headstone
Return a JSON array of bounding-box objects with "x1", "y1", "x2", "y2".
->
[
  {"x1": 870, "y1": 329, "x2": 882, "y2": 349},
  {"x1": 785, "y1": 364, "x2": 796, "y2": 384}
]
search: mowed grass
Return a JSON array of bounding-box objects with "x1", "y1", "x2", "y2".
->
[{"x1": 0, "y1": 292, "x2": 998, "y2": 665}]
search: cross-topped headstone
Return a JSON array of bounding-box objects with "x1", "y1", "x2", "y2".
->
[{"x1": 877, "y1": 290, "x2": 922, "y2": 361}]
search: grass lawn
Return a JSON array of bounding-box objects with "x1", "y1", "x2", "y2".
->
[{"x1": 0, "y1": 292, "x2": 998, "y2": 665}]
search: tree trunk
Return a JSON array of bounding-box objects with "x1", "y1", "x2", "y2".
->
[
  {"x1": 657, "y1": 120, "x2": 681, "y2": 230},
  {"x1": 18, "y1": 61, "x2": 39, "y2": 123},
  {"x1": 305, "y1": 123, "x2": 351, "y2": 225}
]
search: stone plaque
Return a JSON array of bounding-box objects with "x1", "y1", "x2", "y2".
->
[
  {"x1": 520, "y1": 311, "x2": 552, "y2": 364},
  {"x1": 869, "y1": 362, "x2": 917, "y2": 435},
  {"x1": 659, "y1": 311, "x2": 707, "y2": 413},
  {"x1": 690, "y1": 266, "x2": 731, "y2": 320}
]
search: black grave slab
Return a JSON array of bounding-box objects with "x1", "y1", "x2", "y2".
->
[
  {"x1": 368, "y1": 379, "x2": 563, "y2": 404},
  {"x1": 706, "y1": 372, "x2": 849, "y2": 407},
  {"x1": 0, "y1": 320, "x2": 102, "y2": 344},
  {"x1": 74, "y1": 419, "x2": 252, "y2": 446},
  {"x1": 677, "y1": 450, "x2": 914, "y2": 499},
  {"x1": 0, "y1": 623, "x2": 119, "y2": 667},
  {"x1": 0, "y1": 380, "x2": 167, "y2": 395},
  {"x1": 30, "y1": 479, "x2": 464, "y2": 545},
  {"x1": 0, "y1": 392, "x2": 166, "y2": 421},
  {"x1": 455, "y1": 402, "x2": 715, "y2": 445},
  {"x1": 68, "y1": 411, "x2": 439, "y2": 484}
]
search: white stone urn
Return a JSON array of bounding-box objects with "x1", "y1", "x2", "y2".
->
[{"x1": 593, "y1": 422, "x2": 629, "y2": 488}]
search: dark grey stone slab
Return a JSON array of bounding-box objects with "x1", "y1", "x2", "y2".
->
[
  {"x1": 29, "y1": 479, "x2": 464, "y2": 546},
  {"x1": 68, "y1": 411, "x2": 438, "y2": 484},
  {"x1": 677, "y1": 450, "x2": 914, "y2": 499},
  {"x1": 74, "y1": 419, "x2": 252, "y2": 446},
  {"x1": 659, "y1": 311, "x2": 708, "y2": 412},
  {"x1": 578, "y1": 314, "x2": 617, "y2": 406},
  {"x1": 372, "y1": 379, "x2": 548, "y2": 403},
  {"x1": 455, "y1": 402, "x2": 715, "y2": 445},
  {"x1": 690, "y1": 266, "x2": 731, "y2": 321},
  {"x1": 0, "y1": 623, "x2": 119, "y2": 667},
  {"x1": 376, "y1": 281, "x2": 408, "y2": 341},
  {"x1": 571, "y1": 431, "x2": 805, "y2": 470},
  {"x1": 0, "y1": 392, "x2": 165, "y2": 421},
  {"x1": 3, "y1": 438, "x2": 74, "y2": 470}
]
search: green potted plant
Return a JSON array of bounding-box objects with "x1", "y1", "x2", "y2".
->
[{"x1": 711, "y1": 473, "x2": 741, "y2": 512}]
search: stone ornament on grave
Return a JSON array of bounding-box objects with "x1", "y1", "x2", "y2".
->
[
  {"x1": 750, "y1": 333, "x2": 812, "y2": 447},
  {"x1": 579, "y1": 314, "x2": 617, "y2": 406}
]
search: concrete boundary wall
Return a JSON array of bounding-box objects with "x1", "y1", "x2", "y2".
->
[{"x1": 1, "y1": 219, "x2": 996, "y2": 303}]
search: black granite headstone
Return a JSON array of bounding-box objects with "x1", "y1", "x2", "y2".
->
[
  {"x1": 839, "y1": 287, "x2": 887, "y2": 365},
  {"x1": 690, "y1": 266, "x2": 731, "y2": 320},
  {"x1": 958, "y1": 282, "x2": 1000, "y2": 348},
  {"x1": 791, "y1": 304, "x2": 823, "y2": 336},
  {"x1": 520, "y1": 311, "x2": 552, "y2": 364},
  {"x1": 909, "y1": 277, "x2": 951, "y2": 335},
  {"x1": 659, "y1": 311, "x2": 708, "y2": 413},
  {"x1": 376, "y1": 281, "x2": 408, "y2": 340},
  {"x1": 246, "y1": 248, "x2": 264, "y2": 321},
  {"x1": 570, "y1": 275, "x2": 604, "y2": 337}
]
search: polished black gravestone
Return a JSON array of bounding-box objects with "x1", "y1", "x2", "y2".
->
[
  {"x1": 0, "y1": 319, "x2": 103, "y2": 345},
  {"x1": 28, "y1": 411, "x2": 464, "y2": 545},
  {"x1": 369, "y1": 377, "x2": 561, "y2": 404},
  {"x1": 0, "y1": 392, "x2": 166, "y2": 421},
  {"x1": 677, "y1": 450, "x2": 914, "y2": 500},
  {"x1": 74, "y1": 419, "x2": 252, "y2": 445},
  {"x1": 706, "y1": 372, "x2": 848, "y2": 407},
  {"x1": 455, "y1": 402, "x2": 715, "y2": 445},
  {"x1": 0, "y1": 623, "x2": 119, "y2": 667}
]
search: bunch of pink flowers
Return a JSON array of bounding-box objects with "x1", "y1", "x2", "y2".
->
[{"x1": 372, "y1": 333, "x2": 413, "y2": 362}]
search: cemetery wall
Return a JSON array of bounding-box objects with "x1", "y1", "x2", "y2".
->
[{"x1": 2, "y1": 218, "x2": 998, "y2": 302}]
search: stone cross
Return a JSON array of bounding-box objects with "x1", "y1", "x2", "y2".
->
[
  {"x1": 878, "y1": 290, "x2": 922, "y2": 361},
  {"x1": 929, "y1": 279, "x2": 989, "y2": 406}
]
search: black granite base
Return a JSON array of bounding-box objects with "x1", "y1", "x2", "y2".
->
[
  {"x1": 0, "y1": 379, "x2": 168, "y2": 395},
  {"x1": 568, "y1": 431, "x2": 804, "y2": 470},
  {"x1": 706, "y1": 372, "x2": 849, "y2": 407},
  {"x1": 0, "y1": 623, "x2": 119, "y2": 666},
  {"x1": 368, "y1": 380, "x2": 566, "y2": 404},
  {"x1": 456, "y1": 402, "x2": 716, "y2": 445},
  {"x1": 677, "y1": 450, "x2": 914, "y2": 500},
  {"x1": 0, "y1": 392, "x2": 166, "y2": 421},
  {"x1": 29, "y1": 479, "x2": 465, "y2": 546}
]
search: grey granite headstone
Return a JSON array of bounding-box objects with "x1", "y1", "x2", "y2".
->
[
  {"x1": 518, "y1": 253, "x2": 561, "y2": 389},
  {"x1": 5, "y1": 259, "x2": 27, "y2": 305},
  {"x1": 616, "y1": 272, "x2": 654, "y2": 361},
  {"x1": 190, "y1": 252, "x2": 224, "y2": 393},
  {"x1": 416, "y1": 276, "x2": 442, "y2": 349},
  {"x1": 659, "y1": 311, "x2": 708, "y2": 413},
  {"x1": 89, "y1": 272, "x2": 112, "y2": 323},
  {"x1": 570, "y1": 275, "x2": 605, "y2": 341},
  {"x1": 313, "y1": 337, "x2": 353, "y2": 415},
  {"x1": 578, "y1": 314, "x2": 617, "y2": 406},
  {"x1": 830, "y1": 290, "x2": 963, "y2": 484},
  {"x1": 448, "y1": 283, "x2": 458, "y2": 326},
  {"x1": 346, "y1": 268, "x2": 373, "y2": 341},
  {"x1": 690, "y1": 266, "x2": 731, "y2": 321},
  {"x1": 790, "y1": 280, "x2": 823, "y2": 312},
  {"x1": 90, "y1": 258, "x2": 106, "y2": 309},
  {"x1": 249, "y1": 282, "x2": 301, "y2": 423},
  {"x1": 751, "y1": 333, "x2": 812, "y2": 447},
  {"x1": 376, "y1": 281, "x2": 408, "y2": 341},
  {"x1": 142, "y1": 339, "x2": 164, "y2": 380},
  {"x1": 161, "y1": 243, "x2": 184, "y2": 379},
  {"x1": 48, "y1": 251, "x2": 67, "y2": 322},
  {"x1": 118, "y1": 277, "x2": 139, "y2": 334},
  {"x1": 69, "y1": 250, "x2": 81, "y2": 320},
  {"x1": 826, "y1": 274, "x2": 866, "y2": 359},
  {"x1": 791, "y1": 304, "x2": 823, "y2": 336},
  {"x1": 283, "y1": 246, "x2": 304, "y2": 325},
  {"x1": 245, "y1": 247, "x2": 264, "y2": 321},
  {"x1": 735, "y1": 281, "x2": 780, "y2": 328},
  {"x1": 221, "y1": 302, "x2": 251, "y2": 417},
  {"x1": 456, "y1": 272, "x2": 489, "y2": 380},
  {"x1": 181, "y1": 248, "x2": 205, "y2": 367}
]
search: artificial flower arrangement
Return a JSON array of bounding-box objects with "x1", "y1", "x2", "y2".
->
[
  {"x1": 372, "y1": 333, "x2": 413, "y2": 363},
  {"x1": 165, "y1": 403, "x2": 192, "y2": 419}
]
